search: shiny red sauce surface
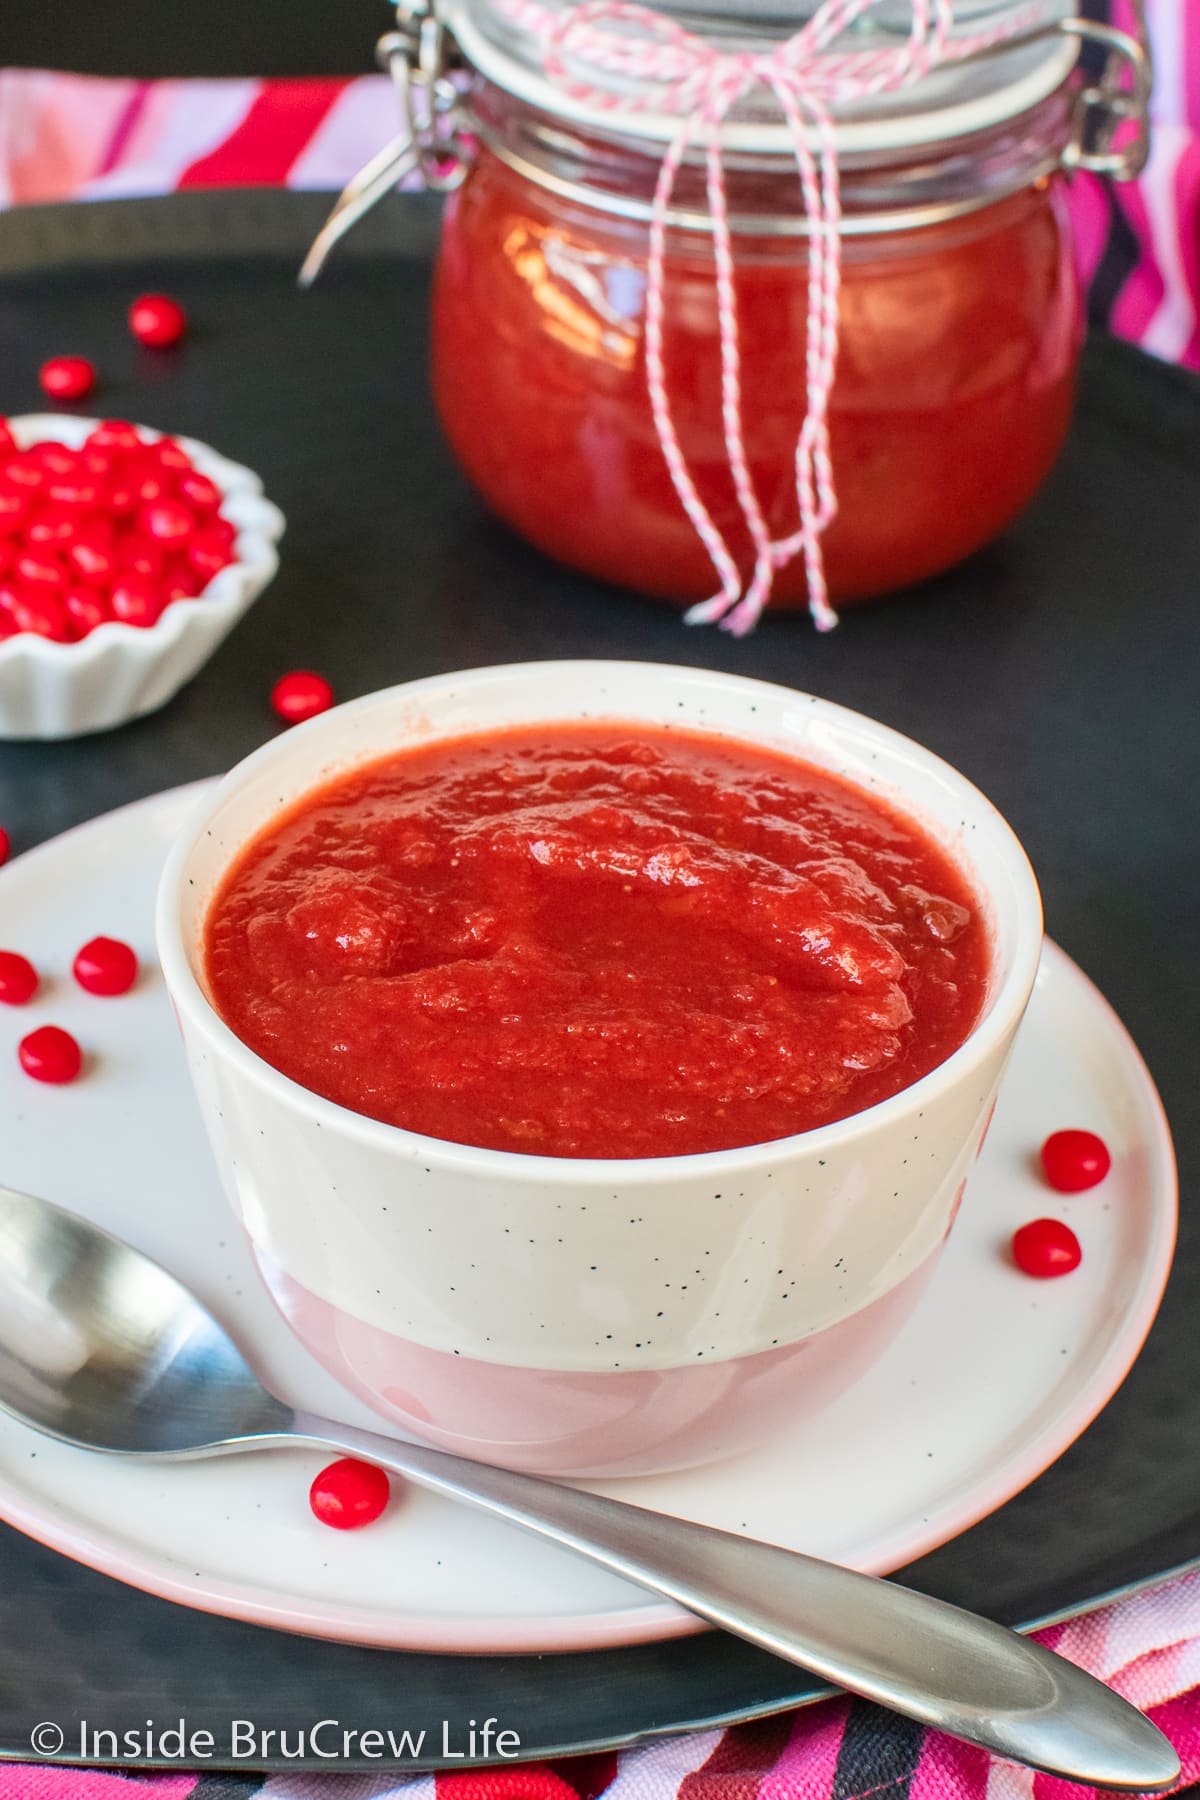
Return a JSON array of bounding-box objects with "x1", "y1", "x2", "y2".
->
[
  {"x1": 204, "y1": 727, "x2": 989, "y2": 1158},
  {"x1": 433, "y1": 158, "x2": 1080, "y2": 607}
]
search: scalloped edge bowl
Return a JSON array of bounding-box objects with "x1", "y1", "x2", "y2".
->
[{"x1": 0, "y1": 415, "x2": 285, "y2": 740}]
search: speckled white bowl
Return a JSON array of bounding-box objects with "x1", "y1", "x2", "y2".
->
[
  {"x1": 157, "y1": 663, "x2": 1044, "y2": 1477},
  {"x1": 0, "y1": 415, "x2": 284, "y2": 740}
]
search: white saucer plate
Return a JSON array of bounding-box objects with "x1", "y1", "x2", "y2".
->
[{"x1": 0, "y1": 784, "x2": 1177, "y2": 1654}]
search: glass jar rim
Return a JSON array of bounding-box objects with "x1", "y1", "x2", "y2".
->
[{"x1": 467, "y1": 79, "x2": 1074, "y2": 235}]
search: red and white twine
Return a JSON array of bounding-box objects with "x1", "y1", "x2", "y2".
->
[{"x1": 493, "y1": 0, "x2": 1058, "y2": 633}]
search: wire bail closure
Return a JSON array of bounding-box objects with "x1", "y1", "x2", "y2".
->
[
  {"x1": 299, "y1": 1, "x2": 468, "y2": 288},
  {"x1": 1060, "y1": 14, "x2": 1152, "y2": 179}
]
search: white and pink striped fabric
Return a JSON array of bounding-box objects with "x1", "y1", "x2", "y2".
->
[
  {"x1": 0, "y1": 73, "x2": 393, "y2": 205},
  {"x1": 1074, "y1": 0, "x2": 1200, "y2": 368},
  {"x1": 1, "y1": 0, "x2": 1199, "y2": 368}
]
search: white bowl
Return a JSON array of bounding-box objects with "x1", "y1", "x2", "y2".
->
[
  {"x1": 0, "y1": 415, "x2": 284, "y2": 740},
  {"x1": 156, "y1": 662, "x2": 1044, "y2": 1477}
]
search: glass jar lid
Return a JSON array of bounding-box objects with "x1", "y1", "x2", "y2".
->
[
  {"x1": 444, "y1": 0, "x2": 1082, "y2": 155},
  {"x1": 300, "y1": 0, "x2": 1149, "y2": 294}
]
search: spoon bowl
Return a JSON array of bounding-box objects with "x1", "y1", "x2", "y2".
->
[{"x1": 0, "y1": 1184, "x2": 292, "y2": 1454}]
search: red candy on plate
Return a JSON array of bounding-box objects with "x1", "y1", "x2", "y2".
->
[
  {"x1": 129, "y1": 294, "x2": 188, "y2": 349},
  {"x1": 1040, "y1": 1129, "x2": 1111, "y2": 1193},
  {"x1": 0, "y1": 824, "x2": 8, "y2": 865},
  {"x1": 73, "y1": 935, "x2": 138, "y2": 996},
  {"x1": 0, "y1": 950, "x2": 39, "y2": 1006},
  {"x1": 309, "y1": 1458, "x2": 391, "y2": 1530},
  {"x1": 272, "y1": 670, "x2": 334, "y2": 725},
  {"x1": 1011, "y1": 1217, "x2": 1082, "y2": 1279},
  {"x1": 18, "y1": 1024, "x2": 83, "y2": 1084},
  {"x1": 0, "y1": 421, "x2": 238, "y2": 644},
  {"x1": 39, "y1": 357, "x2": 96, "y2": 403}
]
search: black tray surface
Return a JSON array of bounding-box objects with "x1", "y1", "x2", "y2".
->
[{"x1": 0, "y1": 190, "x2": 1196, "y2": 1773}]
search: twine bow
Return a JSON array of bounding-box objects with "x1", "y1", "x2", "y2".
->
[{"x1": 498, "y1": 0, "x2": 1052, "y2": 632}]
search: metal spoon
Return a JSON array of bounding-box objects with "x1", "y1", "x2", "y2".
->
[{"x1": 0, "y1": 1183, "x2": 1178, "y2": 1789}]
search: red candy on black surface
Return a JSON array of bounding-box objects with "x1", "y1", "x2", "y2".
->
[
  {"x1": 129, "y1": 294, "x2": 188, "y2": 349},
  {"x1": 39, "y1": 356, "x2": 96, "y2": 402},
  {"x1": 271, "y1": 670, "x2": 335, "y2": 725}
]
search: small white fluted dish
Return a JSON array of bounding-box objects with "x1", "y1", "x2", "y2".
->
[{"x1": 0, "y1": 415, "x2": 285, "y2": 740}]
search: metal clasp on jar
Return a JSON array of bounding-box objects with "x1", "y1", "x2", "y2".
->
[
  {"x1": 1060, "y1": 8, "x2": 1152, "y2": 181},
  {"x1": 299, "y1": 0, "x2": 468, "y2": 287}
]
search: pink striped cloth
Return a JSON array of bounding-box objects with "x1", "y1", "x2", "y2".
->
[
  {"x1": 1, "y1": 1567, "x2": 1200, "y2": 1798},
  {"x1": 1, "y1": 0, "x2": 1199, "y2": 365}
]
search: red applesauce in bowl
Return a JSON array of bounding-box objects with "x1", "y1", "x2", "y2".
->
[{"x1": 204, "y1": 725, "x2": 988, "y2": 1159}]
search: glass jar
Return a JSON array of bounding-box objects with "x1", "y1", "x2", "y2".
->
[{"x1": 307, "y1": 0, "x2": 1150, "y2": 618}]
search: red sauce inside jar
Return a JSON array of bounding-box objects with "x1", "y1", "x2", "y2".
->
[
  {"x1": 432, "y1": 156, "x2": 1080, "y2": 606},
  {"x1": 204, "y1": 726, "x2": 989, "y2": 1159}
]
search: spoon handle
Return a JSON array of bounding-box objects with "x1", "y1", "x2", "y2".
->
[{"x1": 292, "y1": 1413, "x2": 1176, "y2": 1790}]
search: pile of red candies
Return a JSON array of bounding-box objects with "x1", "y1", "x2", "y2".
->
[{"x1": 0, "y1": 419, "x2": 237, "y2": 644}]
